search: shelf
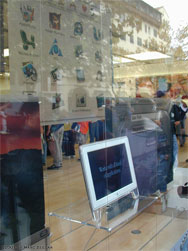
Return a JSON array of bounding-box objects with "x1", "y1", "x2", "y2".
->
[{"x1": 49, "y1": 195, "x2": 158, "y2": 232}]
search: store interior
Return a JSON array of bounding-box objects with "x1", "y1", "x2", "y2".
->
[
  {"x1": 43, "y1": 142, "x2": 188, "y2": 250},
  {"x1": 0, "y1": 0, "x2": 188, "y2": 250}
]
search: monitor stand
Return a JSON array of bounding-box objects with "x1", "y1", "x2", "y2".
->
[
  {"x1": 92, "y1": 187, "x2": 139, "y2": 230},
  {"x1": 49, "y1": 194, "x2": 158, "y2": 232},
  {"x1": 92, "y1": 208, "x2": 102, "y2": 228},
  {"x1": 131, "y1": 187, "x2": 139, "y2": 199}
]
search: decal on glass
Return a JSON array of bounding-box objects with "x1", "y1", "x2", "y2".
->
[
  {"x1": 49, "y1": 39, "x2": 63, "y2": 56},
  {"x1": 20, "y1": 30, "x2": 35, "y2": 50},
  {"x1": 49, "y1": 13, "x2": 61, "y2": 30},
  {"x1": 22, "y1": 62, "x2": 37, "y2": 81}
]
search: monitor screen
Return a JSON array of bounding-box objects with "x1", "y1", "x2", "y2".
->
[{"x1": 80, "y1": 136, "x2": 138, "y2": 211}]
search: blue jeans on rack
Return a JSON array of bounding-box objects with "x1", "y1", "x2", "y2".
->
[{"x1": 89, "y1": 121, "x2": 100, "y2": 142}]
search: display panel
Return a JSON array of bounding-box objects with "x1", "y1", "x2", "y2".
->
[
  {"x1": 0, "y1": 96, "x2": 45, "y2": 247},
  {"x1": 105, "y1": 97, "x2": 173, "y2": 195},
  {"x1": 80, "y1": 136, "x2": 138, "y2": 211}
]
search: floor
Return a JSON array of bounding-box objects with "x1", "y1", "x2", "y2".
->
[{"x1": 43, "y1": 140, "x2": 188, "y2": 251}]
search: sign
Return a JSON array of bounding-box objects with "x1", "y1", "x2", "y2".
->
[{"x1": 8, "y1": 0, "x2": 113, "y2": 124}]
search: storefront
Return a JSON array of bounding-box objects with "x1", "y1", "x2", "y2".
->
[{"x1": 0, "y1": 0, "x2": 188, "y2": 250}]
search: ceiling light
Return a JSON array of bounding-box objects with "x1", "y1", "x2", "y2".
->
[
  {"x1": 113, "y1": 56, "x2": 134, "y2": 64},
  {"x1": 125, "y1": 51, "x2": 171, "y2": 61},
  {"x1": 3, "y1": 48, "x2": 9, "y2": 57}
]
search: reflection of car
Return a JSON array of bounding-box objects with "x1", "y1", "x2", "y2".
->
[{"x1": 22, "y1": 63, "x2": 37, "y2": 81}]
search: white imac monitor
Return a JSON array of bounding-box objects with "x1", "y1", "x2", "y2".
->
[{"x1": 80, "y1": 136, "x2": 138, "y2": 212}]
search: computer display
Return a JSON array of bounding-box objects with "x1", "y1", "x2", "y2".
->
[{"x1": 80, "y1": 136, "x2": 138, "y2": 211}]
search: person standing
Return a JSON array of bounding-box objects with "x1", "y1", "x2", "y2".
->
[
  {"x1": 89, "y1": 120, "x2": 100, "y2": 143},
  {"x1": 41, "y1": 125, "x2": 49, "y2": 166},
  {"x1": 156, "y1": 90, "x2": 180, "y2": 170},
  {"x1": 178, "y1": 96, "x2": 188, "y2": 147},
  {"x1": 76, "y1": 121, "x2": 89, "y2": 160},
  {"x1": 77, "y1": 121, "x2": 89, "y2": 145},
  {"x1": 63, "y1": 123, "x2": 77, "y2": 159},
  {"x1": 47, "y1": 124, "x2": 64, "y2": 170}
]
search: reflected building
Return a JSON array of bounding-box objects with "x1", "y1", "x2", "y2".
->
[{"x1": 106, "y1": 0, "x2": 169, "y2": 55}]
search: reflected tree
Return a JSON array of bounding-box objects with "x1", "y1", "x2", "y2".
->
[
  {"x1": 148, "y1": 19, "x2": 171, "y2": 54},
  {"x1": 173, "y1": 24, "x2": 188, "y2": 60}
]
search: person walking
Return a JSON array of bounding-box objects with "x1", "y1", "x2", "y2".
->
[
  {"x1": 177, "y1": 96, "x2": 188, "y2": 147},
  {"x1": 76, "y1": 121, "x2": 89, "y2": 160},
  {"x1": 47, "y1": 123, "x2": 64, "y2": 170},
  {"x1": 156, "y1": 90, "x2": 180, "y2": 170}
]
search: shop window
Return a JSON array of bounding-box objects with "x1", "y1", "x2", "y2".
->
[
  {"x1": 137, "y1": 37, "x2": 142, "y2": 46},
  {"x1": 148, "y1": 26, "x2": 151, "y2": 34},
  {"x1": 120, "y1": 34, "x2": 126, "y2": 41},
  {"x1": 130, "y1": 35, "x2": 134, "y2": 44},
  {"x1": 154, "y1": 29, "x2": 157, "y2": 37},
  {"x1": 145, "y1": 24, "x2": 147, "y2": 33}
]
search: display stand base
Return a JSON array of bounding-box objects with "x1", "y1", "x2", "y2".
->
[{"x1": 49, "y1": 196, "x2": 157, "y2": 232}]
